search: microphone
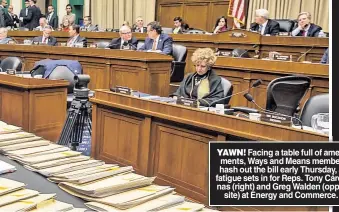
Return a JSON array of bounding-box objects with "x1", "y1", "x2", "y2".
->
[
  {"x1": 297, "y1": 46, "x2": 314, "y2": 62},
  {"x1": 208, "y1": 79, "x2": 262, "y2": 107},
  {"x1": 233, "y1": 44, "x2": 259, "y2": 58},
  {"x1": 243, "y1": 93, "x2": 303, "y2": 129}
]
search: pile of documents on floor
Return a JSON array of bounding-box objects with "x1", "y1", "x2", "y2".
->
[
  {"x1": 0, "y1": 121, "x2": 219, "y2": 211},
  {"x1": 0, "y1": 178, "x2": 86, "y2": 211}
]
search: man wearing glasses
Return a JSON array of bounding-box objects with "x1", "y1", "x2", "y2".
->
[
  {"x1": 108, "y1": 25, "x2": 138, "y2": 50},
  {"x1": 139, "y1": 21, "x2": 173, "y2": 55}
]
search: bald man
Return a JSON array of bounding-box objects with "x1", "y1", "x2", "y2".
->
[{"x1": 108, "y1": 25, "x2": 138, "y2": 50}]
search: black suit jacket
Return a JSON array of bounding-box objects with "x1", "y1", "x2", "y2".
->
[
  {"x1": 32, "y1": 36, "x2": 57, "y2": 46},
  {"x1": 108, "y1": 37, "x2": 138, "y2": 50},
  {"x1": 47, "y1": 12, "x2": 58, "y2": 30},
  {"x1": 132, "y1": 26, "x2": 147, "y2": 33},
  {"x1": 294, "y1": 23, "x2": 322, "y2": 37},
  {"x1": 27, "y1": 5, "x2": 41, "y2": 30},
  {"x1": 5, "y1": 12, "x2": 19, "y2": 28},
  {"x1": 250, "y1": 19, "x2": 280, "y2": 35},
  {"x1": 19, "y1": 7, "x2": 29, "y2": 27},
  {"x1": 67, "y1": 35, "x2": 87, "y2": 47}
]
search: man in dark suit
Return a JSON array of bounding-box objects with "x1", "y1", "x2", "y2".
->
[
  {"x1": 32, "y1": 25, "x2": 57, "y2": 46},
  {"x1": 19, "y1": 0, "x2": 31, "y2": 28},
  {"x1": 46, "y1": 5, "x2": 58, "y2": 30},
  {"x1": 0, "y1": 0, "x2": 7, "y2": 28},
  {"x1": 320, "y1": 48, "x2": 329, "y2": 64},
  {"x1": 250, "y1": 9, "x2": 279, "y2": 36},
  {"x1": 132, "y1": 16, "x2": 147, "y2": 33},
  {"x1": 6, "y1": 5, "x2": 20, "y2": 28},
  {"x1": 80, "y1": 16, "x2": 98, "y2": 32},
  {"x1": 67, "y1": 24, "x2": 87, "y2": 47},
  {"x1": 108, "y1": 25, "x2": 138, "y2": 50},
  {"x1": 26, "y1": 0, "x2": 41, "y2": 30},
  {"x1": 139, "y1": 21, "x2": 173, "y2": 55},
  {"x1": 292, "y1": 12, "x2": 322, "y2": 37}
]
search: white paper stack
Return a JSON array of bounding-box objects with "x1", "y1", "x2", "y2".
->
[
  {"x1": 13, "y1": 150, "x2": 82, "y2": 165},
  {"x1": 0, "y1": 160, "x2": 16, "y2": 174},
  {"x1": 158, "y1": 201, "x2": 205, "y2": 211},
  {"x1": 0, "y1": 189, "x2": 39, "y2": 207},
  {"x1": 0, "y1": 124, "x2": 22, "y2": 134},
  {"x1": 0, "y1": 140, "x2": 50, "y2": 153},
  {"x1": 29, "y1": 199, "x2": 74, "y2": 212},
  {"x1": 0, "y1": 132, "x2": 35, "y2": 142},
  {"x1": 48, "y1": 165, "x2": 132, "y2": 183},
  {"x1": 0, "y1": 178, "x2": 26, "y2": 196},
  {"x1": 0, "y1": 193, "x2": 56, "y2": 211},
  {"x1": 85, "y1": 194, "x2": 185, "y2": 212},
  {"x1": 25, "y1": 155, "x2": 89, "y2": 171},
  {"x1": 0, "y1": 136, "x2": 42, "y2": 147},
  {"x1": 59, "y1": 173, "x2": 156, "y2": 198},
  {"x1": 6, "y1": 143, "x2": 69, "y2": 158}
]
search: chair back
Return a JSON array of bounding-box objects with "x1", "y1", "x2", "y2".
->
[
  {"x1": 18, "y1": 27, "x2": 29, "y2": 31},
  {"x1": 96, "y1": 41, "x2": 110, "y2": 49},
  {"x1": 185, "y1": 29, "x2": 206, "y2": 34},
  {"x1": 48, "y1": 66, "x2": 75, "y2": 94},
  {"x1": 0, "y1": 57, "x2": 22, "y2": 72},
  {"x1": 220, "y1": 77, "x2": 233, "y2": 104},
  {"x1": 274, "y1": 19, "x2": 295, "y2": 32},
  {"x1": 170, "y1": 44, "x2": 187, "y2": 82},
  {"x1": 137, "y1": 41, "x2": 144, "y2": 50},
  {"x1": 162, "y1": 27, "x2": 173, "y2": 34},
  {"x1": 266, "y1": 75, "x2": 311, "y2": 116},
  {"x1": 300, "y1": 94, "x2": 329, "y2": 127}
]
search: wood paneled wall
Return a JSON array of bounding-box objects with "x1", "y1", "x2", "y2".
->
[{"x1": 156, "y1": 0, "x2": 247, "y2": 32}]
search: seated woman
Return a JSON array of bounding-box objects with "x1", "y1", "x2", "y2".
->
[
  {"x1": 213, "y1": 16, "x2": 228, "y2": 34},
  {"x1": 173, "y1": 17, "x2": 189, "y2": 34},
  {"x1": 59, "y1": 19, "x2": 70, "y2": 32},
  {"x1": 171, "y1": 48, "x2": 224, "y2": 107}
]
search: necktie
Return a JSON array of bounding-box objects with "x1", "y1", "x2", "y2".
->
[
  {"x1": 258, "y1": 25, "x2": 263, "y2": 34},
  {"x1": 302, "y1": 30, "x2": 306, "y2": 37},
  {"x1": 152, "y1": 39, "x2": 157, "y2": 50},
  {"x1": 42, "y1": 37, "x2": 47, "y2": 44}
]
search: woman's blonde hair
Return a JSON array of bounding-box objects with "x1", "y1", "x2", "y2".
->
[{"x1": 191, "y1": 48, "x2": 217, "y2": 67}]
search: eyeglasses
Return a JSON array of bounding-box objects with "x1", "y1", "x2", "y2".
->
[{"x1": 121, "y1": 32, "x2": 132, "y2": 35}]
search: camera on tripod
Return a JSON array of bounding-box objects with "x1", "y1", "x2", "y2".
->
[{"x1": 74, "y1": 75, "x2": 90, "y2": 99}]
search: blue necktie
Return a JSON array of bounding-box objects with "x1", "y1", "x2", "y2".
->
[{"x1": 258, "y1": 25, "x2": 263, "y2": 34}]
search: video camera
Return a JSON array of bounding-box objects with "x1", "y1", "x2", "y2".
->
[{"x1": 73, "y1": 74, "x2": 90, "y2": 99}]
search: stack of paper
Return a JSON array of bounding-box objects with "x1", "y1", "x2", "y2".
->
[
  {"x1": 29, "y1": 199, "x2": 74, "y2": 212},
  {"x1": 0, "y1": 189, "x2": 39, "y2": 207},
  {"x1": 12, "y1": 150, "x2": 82, "y2": 165},
  {"x1": 48, "y1": 165, "x2": 132, "y2": 183},
  {"x1": 85, "y1": 194, "x2": 185, "y2": 212},
  {"x1": 0, "y1": 140, "x2": 50, "y2": 153},
  {"x1": 0, "y1": 124, "x2": 22, "y2": 134},
  {"x1": 25, "y1": 155, "x2": 91, "y2": 171},
  {"x1": 0, "y1": 160, "x2": 16, "y2": 174},
  {"x1": 0, "y1": 136, "x2": 42, "y2": 147},
  {"x1": 158, "y1": 201, "x2": 205, "y2": 211},
  {"x1": 0, "y1": 194, "x2": 56, "y2": 211},
  {"x1": 6, "y1": 143, "x2": 69, "y2": 158},
  {"x1": 0, "y1": 132, "x2": 35, "y2": 143},
  {"x1": 0, "y1": 178, "x2": 26, "y2": 196},
  {"x1": 59, "y1": 173, "x2": 156, "y2": 198}
]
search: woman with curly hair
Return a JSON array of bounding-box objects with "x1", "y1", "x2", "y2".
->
[{"x1": 171, "y1": 48, "x2": 224, "y2": 106}]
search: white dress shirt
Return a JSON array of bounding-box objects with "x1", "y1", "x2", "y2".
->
[{"x1": 260, "y1": 20, "x2": 268, "y2": 35}]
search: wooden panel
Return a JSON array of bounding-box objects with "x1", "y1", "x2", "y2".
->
[
  {"x1": 184, "y1": 3, "x2": 209, "y2": 30},
  {"x1": 82, "y1": 63, "x2": 110, "y2": 90},
  {"x1": 158, "y1": 4, "x2": 183, "y2": 27},
  {"x1": 0, "y1": 88, "x2": 25, "y2": 128},
  {"x1": 210, "y1": 1, "x2": 231, "y2": 30},
  {"x1": 111, "y1": 67, "x2": 142, "y2": 90},
  {"x1": 152, "y1": 123, "x2": 212, "y2": 204},
  {"x1": 29, "y1": 89, "x2": 67, "y2": 142}
]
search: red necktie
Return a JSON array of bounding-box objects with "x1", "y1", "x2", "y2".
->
[
  {"x1": 302, "y1": 30, "x2": 306, "y2": 37},
  {"x1": 43, "y1": 37, "x2": 47, "y2": 44}
]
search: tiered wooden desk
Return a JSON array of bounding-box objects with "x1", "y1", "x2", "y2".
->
[
  {"x1": 0, "y1": 74, "x2": 68, "y2": 141},
  {"x1": 90, "y1": 89, "x2": 328, "y2": 211},
  {"x1": 8, "y1": 29, "x2": 328, "y2": 74},
  {"x1": 0, "y1": 45, "x2": 172, "y2": 96}
]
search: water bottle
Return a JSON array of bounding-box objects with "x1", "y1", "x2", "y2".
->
[{"x1": 318, "y1": 30, "x2": 326, "y2": 38}]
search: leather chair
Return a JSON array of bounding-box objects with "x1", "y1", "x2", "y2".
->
[
  {"x1": 220, "y1": 77, "x2": 233, "y2": 104},
  {"x1": 232, "y1": 48, "x2": 250, "y2": 58},
  {"x1": 137, "y1": 41, "x2": 144, "y2": 50},
  {"x1": 96, "y1": 41, "x2": 110, "y2": 49},
  {"x1": 273, "y1": 19, "x2": 295, "y2": 32},
  {"x1": 300, "y1": 94, "x2": 329, "y2": 127},
  {"x1": 162, "y1": 27, "x2": 173, "y2": 34},
  {"x1": 0, "y1": 57, "x2": 22, "y2": 72},
  {"x1": 170, "y1": 44, "x2": 187, "y2": 82},
  {"x1": 232, "y1": 75, "x2": 311, "y2": 117},
  {"x1": 47, "y1": 66, "x2": 76, "y2": 108}
]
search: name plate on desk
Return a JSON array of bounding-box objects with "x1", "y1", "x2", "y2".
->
[
  {"x1": 114, "y1": 86, "x2": 132, "y2": 95},
  {"x1": 218, "y1": 51, "x2": 232, "y2": 57},
  {"x1": 279, "y1": 32, "x2": 291, "y2": 36},
  {"x1": 229, "y1": 32, "x2": 247, "y2": 38},
  {"x1": 176, "y1": 98, "x2": 198, "y2": 108},
  {"x1": 260, "y1": 112, "x2": 292, "y2": 126},
  {"x1": 273, "y1": 54, "x2": 292, "y2": 61}
]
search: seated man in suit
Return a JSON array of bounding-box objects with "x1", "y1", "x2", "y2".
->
[
  {"x1": 80, "y1": 16, "x2": 98, "y2": 32},
  {"x1": 250, "y1": 9, "x2": 280, "y2": 36},
  {"x1": 320, "y1": 48, "x2": 329, "y2": 64},
  {"x1": 132, "y1": 16, "x2": 146, "y2": 33},
  {"x1": 139, "y1": 21, "x2": 173, "y2": 55},
  {"x1": 0, "y1": 27, "x2": 13, "y2": 44},
  {"x1": 67, "y1": 24, "x2": 87, "y2": 47},
  {"x1": 34, "y1": 17, "x2": 49, "y2": 31},
  {"x1": 292, "y1": 12, "x2": 322, "y2": 37},
  {"x1": 108, "y1": 25, "x2": 138, "y2": 50},
  {"x1": 32, "y1": 25, "x2": 57, "y2": 46}
]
